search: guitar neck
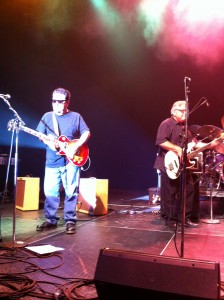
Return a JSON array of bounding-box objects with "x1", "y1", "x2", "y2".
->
[
  {"x1": 187, "y1": 136, "x2": 221, "y2": 159},
  {"x1": 20, "y1": 125, "x2": 53, "y2": 142}
]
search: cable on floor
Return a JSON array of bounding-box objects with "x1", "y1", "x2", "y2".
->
[
  {"x1": 0, "y1": 274, "x2": 35, "y2": 299},
  {"x1": 54, "y1": 279, "x2": 98, "y2": 300}
]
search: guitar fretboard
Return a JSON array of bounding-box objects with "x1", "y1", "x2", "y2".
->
[
  {"x1": 20, "y1": 125, "x2": 53, "y2": 142},
  {"x1": 187, "y1": 135, "x2": 223, "y2": 159}
]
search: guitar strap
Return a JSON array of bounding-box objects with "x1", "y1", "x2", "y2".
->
[{"x1": 52, "y1": 112, "x2": 60, "y2": 137}]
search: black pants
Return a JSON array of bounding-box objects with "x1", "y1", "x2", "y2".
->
[{"x1": 160, "y1": 170, "x2": 196, "y2": 222}]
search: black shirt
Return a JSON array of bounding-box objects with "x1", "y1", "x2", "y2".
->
[{"x1": 154, "y1": 117, "x2": 193, "y2": 172}]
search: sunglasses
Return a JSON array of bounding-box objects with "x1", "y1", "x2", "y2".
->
[
  {"x1": 52, "y1": 100, "x2": 67, "y2": 104},
  {"x1": 176, "y1": 109, "x2": 186, "y2": 112}
]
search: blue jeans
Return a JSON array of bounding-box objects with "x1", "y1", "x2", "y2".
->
[{"x1": 44, "y1": 163, "x2": 80, "y2": 224}]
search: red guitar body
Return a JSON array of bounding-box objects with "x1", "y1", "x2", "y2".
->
[{"x1": 57, "y1": 135, "x2": 89, "y2": 167}]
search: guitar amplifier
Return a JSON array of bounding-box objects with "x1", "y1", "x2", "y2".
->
[
  {"x1": 16, "y1": 177, "x2": 40, "y2": 211},
  {"x1": 77, "y1": 178, "x2": 108, "y2": 215}
]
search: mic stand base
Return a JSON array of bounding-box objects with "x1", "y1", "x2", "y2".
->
[
  {"x1": 3, "y1": 240, "x2": 28, "y2": 249},
  {"x1": 1, "y1": 189, "x2": 12, "y2": 203},
  {"x1": 201, "y1": 178, "x2": 220, "y2": 224},
  {"x1": 201, "y1": 219, "x2": 220, "y2": 224}
]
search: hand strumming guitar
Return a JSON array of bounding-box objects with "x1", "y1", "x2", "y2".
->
[
  {"x1": 39, "y1": 134, "x2": 59, "y2": 152},
  {"x1": 65, "y1": 141, "x2": 81, "y2": 159}
]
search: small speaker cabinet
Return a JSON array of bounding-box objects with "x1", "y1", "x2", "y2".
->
[
  {"x1": 16, "y1": 177, "x2": 40, "y2": 211},
  {"x1": 77, "y1": 178, "x2": 108, "y2": 215}
]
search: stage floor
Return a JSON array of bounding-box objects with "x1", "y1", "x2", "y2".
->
[{"x1": 0, "y1": 189, "x2": 224, "y2": 299}]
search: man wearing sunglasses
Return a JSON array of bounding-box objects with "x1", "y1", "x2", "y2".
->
[{"x1": 36, "y1": 87, "x2": 90, "y2": 234}]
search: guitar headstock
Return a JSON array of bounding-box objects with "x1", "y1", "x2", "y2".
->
[
  {"x1": 7, "y1": 119, "x2": 17, "y2": 131},
  {"x1": 7, "y1": 119, "x2": 24, "y2": 132}
]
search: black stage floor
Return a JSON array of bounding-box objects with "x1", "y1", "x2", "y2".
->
[{"x1": 1, "y1": 189, "x2": 224, "y2": 299}]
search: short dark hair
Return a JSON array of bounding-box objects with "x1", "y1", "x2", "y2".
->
[{"x1": 52, "y1": 88, "x2": 71, "y2": 101}]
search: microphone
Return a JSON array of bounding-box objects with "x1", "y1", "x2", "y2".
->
[
  {"x1": 201, "y1": 97, "x2": 209, "y2": 107},
  {"x1": 184, "y1": 76, "x2": 191, "y2": 82},
  {"x1": 205, "y1": 99, "x2": 209, "y2": 107},
  {"x1": 0, "y1": 94, "x2": 11, "y2": 99}
]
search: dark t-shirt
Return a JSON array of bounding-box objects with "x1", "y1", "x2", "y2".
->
[
  {"x1": 36, "y1": 111, "x2": 90, "y2": 167},
  {"x1": 154, "y1": 117, "x2": 193, "y2": 172}
]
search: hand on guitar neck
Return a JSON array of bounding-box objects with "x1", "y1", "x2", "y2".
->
[
  {"x1": 164, "y1": 133, "x2": 224, "y2": 179},
  {"x1": 63, "y1": 140, "x2": 81, "y2": 159},
  {"x1": 209, "y1": 138, "x2": 221, "y2": 149},
  {"x1": 162, "y1": 137, "x2": 220, "y2": 159}
]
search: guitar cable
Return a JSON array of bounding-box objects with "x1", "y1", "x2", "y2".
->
[{"x1": 81, "y1": 157, "x2": 91, "y2": 172}]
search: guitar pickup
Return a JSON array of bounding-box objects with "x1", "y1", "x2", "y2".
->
[
  {"x1": 168, "y1": 163, "x2": 174, "y2": 171},
  {"x1": 174, "y1": 160, "x2": 179, "y2": 168},
  {"x1": 63, "y1": 142, "x2": 68, "y2": 149}
]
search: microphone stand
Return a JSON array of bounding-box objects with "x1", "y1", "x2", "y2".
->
[
  {"x1": 180, "y1": 77, "x2": 191, "y2": 258},
  {"x1": 0, "y1": 94, "x2": 27, "y2": 248},
  {"x1": 1, "y1": 128, "x2": 15, "y2": 203}
]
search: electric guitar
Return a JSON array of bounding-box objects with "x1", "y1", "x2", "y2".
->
[
  {"x1": 7, "y1": 121, "x2": 89, "y2": 167},
  {"x1": 164, "y1": 133, "x2": 224, "y2": 179}
]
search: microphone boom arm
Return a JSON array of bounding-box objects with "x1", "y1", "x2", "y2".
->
[
  {"x1": 0, "y1": 94, "x2": 25, "y2": 126},
  {"x1": 190, "y1": 97, "x2": 209, "y2": 115},
  {"x1": 0, "y1": 93, "x2": 27, "y2": 247}
]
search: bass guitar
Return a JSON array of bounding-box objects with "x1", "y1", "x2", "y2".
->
[
  {"x1": 7, "y1": 120, "x2": 89, "y2": 167},
  {"x1": 164, "y1": 133, "x2": 224, "y2": 179}
]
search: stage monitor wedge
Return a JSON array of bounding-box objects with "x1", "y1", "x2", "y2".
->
[{"x1": 94, "y1": 248, "x2": 220, "y2": 300}]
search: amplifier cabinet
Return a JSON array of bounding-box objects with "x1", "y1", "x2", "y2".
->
[
  {"x1": 77, "y1": 178, "x2": 108, "y2": 215},
  {"x1": 16, "y1": 177, "x2": 40, "y2": 211}
]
